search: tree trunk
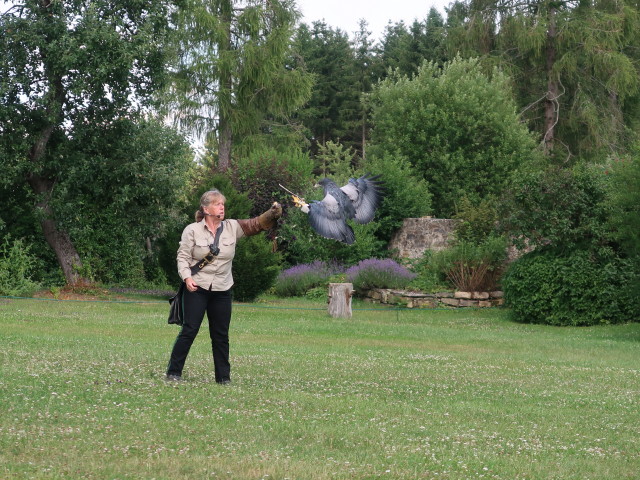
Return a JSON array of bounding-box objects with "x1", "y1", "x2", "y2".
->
[
  {"x1": 218, "y1": 118, "x2": 232, "y2": 172},
  {"x1": 216, "y1": 0, "x2": 233, "y2": 173},
  {"x1": 328, "y1": 283, "x2": 354, "y2": 318},
  {"x1": 26, "y1": 70, "x2": 89, "y2": 286},
  {"x1": 361, "y1": 111, "x2": 367, "y2": 162},
  {"x1": 27, "y1": 174, "x2": 87, "y2": 286},
  {"x1": 543, "y1": 6, "x2": 558, "y2": 156}
]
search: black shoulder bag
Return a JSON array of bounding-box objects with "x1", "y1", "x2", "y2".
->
[{"x1": 168, "y1": 223, "x2": 224, "y2": 325}]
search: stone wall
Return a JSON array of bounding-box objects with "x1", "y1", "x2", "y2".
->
[
  {"x1": 388, "y1": 217, "x2": 459, "y2": 259},
  {"x1": 364, "y1": 288, "x2": 504, "y2": 308}
]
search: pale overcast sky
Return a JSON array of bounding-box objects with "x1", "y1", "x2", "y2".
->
[
  {"x1": 1, "y1": 1, "x2": 451, "y2": 41},
  {"x1": 294, "y1": 0, "x2": 452, "y2": 40}
]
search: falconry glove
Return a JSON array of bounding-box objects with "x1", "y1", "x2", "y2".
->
[{"x1": 237, "y1": 202, "x2": 282, "y2": 236}]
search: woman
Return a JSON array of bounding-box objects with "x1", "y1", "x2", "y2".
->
[{"x1": 166, "y1": 189, "x2": 281, "y2": 383}]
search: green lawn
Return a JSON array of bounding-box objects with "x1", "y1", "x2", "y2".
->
[{"x1": 1, "y1": 296, "x2": 638, "y2": 479}]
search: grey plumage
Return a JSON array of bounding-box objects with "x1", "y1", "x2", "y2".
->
[{"x1": 304, "y1": 174, "x2": 384, "y2": 244}]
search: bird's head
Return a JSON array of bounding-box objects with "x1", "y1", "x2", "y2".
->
[{"x1": 315, "y1": 178, "x2": 336, "y2": 192}]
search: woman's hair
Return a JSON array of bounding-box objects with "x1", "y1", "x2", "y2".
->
[{"x1": 195, "y1": 189, "x2": 226, "y2": 222}]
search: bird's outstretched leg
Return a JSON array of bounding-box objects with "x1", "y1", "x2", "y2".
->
[{"x1": 279, "y1": 184, "x2": 310, "y2": 212}]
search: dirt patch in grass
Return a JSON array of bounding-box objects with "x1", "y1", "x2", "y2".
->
[
  {"x1": 31, "y1": 285, "x2": 175, "y2": 302},
  {"x1": 33, "y1": 286, "x2": 124, "y2": 301}
]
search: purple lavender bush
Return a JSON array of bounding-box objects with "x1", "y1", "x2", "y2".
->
[
  {"x1": 274, "y1": 261, "x2": 342, "y2": 297},
  {"x1": 346, "y1": 258, "x2": 416, "y2": 293}
]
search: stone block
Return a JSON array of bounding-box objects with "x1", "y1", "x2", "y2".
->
[
  {"x1": 387, "y1": 294, "x2": 402, "y2": 305},
  {"x1": 436, "y1": 291, "x2": 454, "y2": 298},
  {"x1": 369, "y1": 290, "x2": 382, "y2": 300},
  {"x1": 490, "y1": 291, "x2": 504, "y2": 299},
  {"x1": 472, "y1": 292, "x2": 490, "y2": 300},
  {"x1": 459, "y1": 299, "x2": 478, "y2": 307},
  {"x1": 402, "y1": 291, "x2": 429, "y2": 298},
  {"x1": 414, "y1": 298, "x2": 437, "y2": 308},
  {"x1": 454, "y1": 291, "x2": 472, "y2": 299},
  {"x1": 478, "y1": 301, "x2": 492, "y2": 308},
  {"x1": 440, "y1": 298, "x2": 459, "y2": 307}
]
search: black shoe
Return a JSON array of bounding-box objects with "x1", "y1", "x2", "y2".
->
[
  {"x1": 217, "y1": 379, "x2": 231, "y2": 385},
  {"x1": 165, "y1": 374, "x2": 182, "y2": 382}
]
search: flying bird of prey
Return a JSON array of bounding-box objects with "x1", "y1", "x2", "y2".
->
[{"x1": 286, "y1": 174, "x2": 384, "y2": 244}]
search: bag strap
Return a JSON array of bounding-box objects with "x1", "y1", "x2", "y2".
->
[{"x1": 190, "y1": 222, "x2": 224, "y2": 276}]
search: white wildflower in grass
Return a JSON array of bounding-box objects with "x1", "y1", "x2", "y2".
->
[{"x1": 0, "y1": 298, "x2": 638, "y2": 479}]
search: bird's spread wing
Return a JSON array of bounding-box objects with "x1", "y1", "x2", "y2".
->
[
  {"x1": 340, "y1": 174, "x2": 384, "y2": 224},
  {"x1": 307, "y1": 195, "x2": 355, "y2": 245}
]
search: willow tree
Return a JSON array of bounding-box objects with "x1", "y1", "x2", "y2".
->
[
  {"x1": 446, "y1": 0, "x2": 640, "y2": 161},
  {"x1": 167, "y1": 0, "x2": 313, "y2": 172}
]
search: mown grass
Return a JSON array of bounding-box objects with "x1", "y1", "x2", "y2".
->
[{"x1": 1, "y1": 296, "x2": 638, "y2": 479}]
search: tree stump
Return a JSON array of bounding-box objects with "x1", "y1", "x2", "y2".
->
[{"x1": 328, "y1": 283, "x2": 354, "y2": 318}]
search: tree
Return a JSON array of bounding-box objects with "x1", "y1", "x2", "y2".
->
[
  {"x1": 293, "y1": 21, "x2": 361, "y2": 155},
  {"x1": 352, "y1": 19, "x2": 378, "y2": 160},
  {"x1": 374, "y1": 11, "x2": 448, "y2": 81},
  {"x1": 424, "y1": 7, "x2": 448, "y2": 67},
  {"x1": 167, "y1": 0, "x2": 313, "y2": 172},
  {"x1": 0, "y1": 0, "x2": 177, "y2": 284},
  {"x1": 374, "y1": 21, "x2": 414, "y2": 78},
  {"x1": 445, "y1": 0, "x2": 640, "y2": 161},
  {"x1": 50, "y1": 119, "x2": 193, "y2": 285},
  {"x1": 606, "y1": 147, "x2": 640, "y2": 258},
  {"x1": 368, "y1": 57, "x2": 541, "y2": 217},
  {"x1": 313, "y1": 141, "x2": 356, "y2": 179}
]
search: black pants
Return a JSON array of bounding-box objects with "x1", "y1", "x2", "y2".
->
[{"x1": 166, "y1": 287, "x2": 233, "y2": 382}]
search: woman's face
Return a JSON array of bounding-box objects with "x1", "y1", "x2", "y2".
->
[{"x1": 204, "y1": 199, "x2": 225, "y2": 220}]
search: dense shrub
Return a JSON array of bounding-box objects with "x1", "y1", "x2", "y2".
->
[
  {"x1": 74, "y1": 212, "x2": 147, "y2": 287},
  {"x1": 498, "y1": 161, "x2": 640, "y2": 326},
  {"x1": 419, "y1": 236, "x2": 508, "y2": 292},
  {"x1": 273, "y1": 260, "x2": 341, "y2": 297},
  {"x1": 231, "y1": 147, "x2": 313, "y2": 217},
  {"x1": 361, "y1": 153, "x2": 432, "y2": 243},
  {"x1": 453, "y1": 196, "x2": 499, "y2": 244},
  {"x1": 346, "y1": 258, "x2": 416, "y2": 293},
  {"x1": 54, "y1": 119, "x2": 192, "y2": 286},
  {"x1": 606, "y1": 152, "x2": 640, "y2": 257},
  {"x1": 369, "y1": 57, "x2": 541, "y2": 217},
  {"x1": 407, "y1": 250, "x2": 449, "y2": 293},
  {"x1": 278, "y1": 207, "x2": 387, "y2": 268},
  {"x1": 159, "y1": 173, "x2": 257, "y2": 285},
  {"x1": 605, "y1": 152, "x2": 640, "y2": 296},
  {"x1": 0, "y1": 237, "x2": 40, "y2": 297},
  {"x1": 232, "y1": 235, "x2": 282, "y2": 302},
  {"x1": 499, "y1": 163, "x2": 609, "y2": 252},
  {"x1": 502, "y1": 248, "x2": 640, "y2": 326}
]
